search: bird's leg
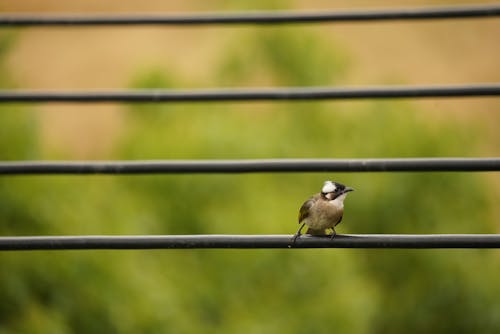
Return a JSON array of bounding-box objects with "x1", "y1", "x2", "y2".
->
[
  {"x1": 330, "y1": 227, "x2": 337, "y2": 239},
  {"x1": 292, "y1": 223, "x2": 306, "y2": 245}
]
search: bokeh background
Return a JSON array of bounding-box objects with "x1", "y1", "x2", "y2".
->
[{"x1": 1, "y1": 0, "x2": 500, "y2": 333}]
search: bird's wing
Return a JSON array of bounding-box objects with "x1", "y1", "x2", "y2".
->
[
  {"x1": 298, "y1": 196, "x2": 316, "y2": 223},
  {"x1": 336, "y1": 214, "x2": 344, "y2": 226}
]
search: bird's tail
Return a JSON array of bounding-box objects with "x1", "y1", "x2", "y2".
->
[{"x1": 306, "y1": 228, "x2": 328, "y2": 236}]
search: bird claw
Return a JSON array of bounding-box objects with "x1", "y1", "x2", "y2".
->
[{"x1": 291, "y1": 223, "x2": 306, "y2": 247}]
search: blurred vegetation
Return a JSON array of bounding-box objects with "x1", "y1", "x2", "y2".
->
[{"x1": 1, "y1": 13, "x2": 500, "y2": 334}]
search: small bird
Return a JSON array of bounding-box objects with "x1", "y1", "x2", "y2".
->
[{"x1": 292, "y1": 180, "x2": 354, "y2": 243}]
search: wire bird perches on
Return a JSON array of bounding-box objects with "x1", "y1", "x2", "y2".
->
[
  {"x1": 0, "y1": 84, "x2": 499, "y2": 103},
  {"x1": 1, "y1": 234, "x2": 500, "y2": 250},
  {"x1": 1, "y1": 4, "x2": 500, "y2": 26},
  {"x1": 1, "y1": 158, "x2": 499, "y2": 175}
]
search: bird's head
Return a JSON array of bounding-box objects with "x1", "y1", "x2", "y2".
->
[{"x1": 321, "y1": 180, "x2": 354, "y2": 201}]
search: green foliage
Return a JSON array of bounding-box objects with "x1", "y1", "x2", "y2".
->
[
  {"x1": 217, "y1": 28, "x2": 348, "y2": 87},
  {"x1": 1, "y1": 14, "x2": 499, "y2": 334}
]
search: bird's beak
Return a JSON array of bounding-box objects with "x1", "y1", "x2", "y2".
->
[{"x1": 343, "y1": 187, "x2": 354, "y2": 194}]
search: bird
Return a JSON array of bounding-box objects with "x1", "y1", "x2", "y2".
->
[{"x1": 292, "y1": 180, "x2": 354, "y2": 244}]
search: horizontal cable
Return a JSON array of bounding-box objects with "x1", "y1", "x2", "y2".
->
[
  {"x1": 1, "y1": 234, "x2": 500, "y2": 250},
  {"x1": 1, "y1": 158, "x2": 499, "y2": 175},
  {"x1": 1, "y1": 84, "x2": 500, "y2": 103},
  {"x1": 1, "y1": 5, "x2": 500, "y2": 26}
]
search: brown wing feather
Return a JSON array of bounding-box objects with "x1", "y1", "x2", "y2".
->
[
  {"x1": 335, "y1": 214, "x2": 344, "y2": 226},
  {"x1": 298, "y1": 195, "x2": 317, "y2": 223}
]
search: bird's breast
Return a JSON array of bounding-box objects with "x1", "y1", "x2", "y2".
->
[
  {"x1": 306, "y1": 200, "x2": 344, "y2": 229},
  {"x1": 328, "y1": 198, "x2": 344, "y2": 210}
]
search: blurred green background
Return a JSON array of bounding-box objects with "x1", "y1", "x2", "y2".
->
[{"x1": 1, "y1": 1, "x2": 500, "y2": 333}]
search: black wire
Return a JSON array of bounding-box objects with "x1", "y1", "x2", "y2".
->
[
  {"x1": 1, "y1": 5, "x2": 500, "y2": 26},
  {"x1": 1, "y1": 158, "x2": 499, "y2": 175},
  {"x1": 1, "y1": 84, "x2": 500, "y2": 103},
  {"x1": 1, "y1": 234, "x2": 500, "y2": 250}
]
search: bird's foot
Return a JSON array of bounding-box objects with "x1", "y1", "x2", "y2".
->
[{"x1": 290, "y1": 223, "x2": 306, "y2": 247}]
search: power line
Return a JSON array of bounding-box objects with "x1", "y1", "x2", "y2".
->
[
  {"x1": 1, "y1": 234, "x2": 500, "y2": 250},
  {"x1": 1, "y1": 84, "x2": 499, "y2": 103},
  {"x1": 1, "y1": 158, "x2": 499, "y2": 175},
  {"x1": 1, "y1": 5, "x2": 500, "y2": 26}
]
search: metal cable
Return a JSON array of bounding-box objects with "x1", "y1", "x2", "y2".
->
[
  {"x1": 1, "y1": 84, "x2": 499, "y2": 103},
  {"x1": 1, "y1": 5, "x2": 500, "y2": 26},
  {"x1": 1, "y1": 234, "x2": 500, "y2": 250},
  {"x1": 1, "y1": 158, "x2": 499, "y2": 175}
]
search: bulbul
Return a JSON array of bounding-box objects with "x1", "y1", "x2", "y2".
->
[{"x1": 293, "y1": 180, "x2": 354, "y2": 243}]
